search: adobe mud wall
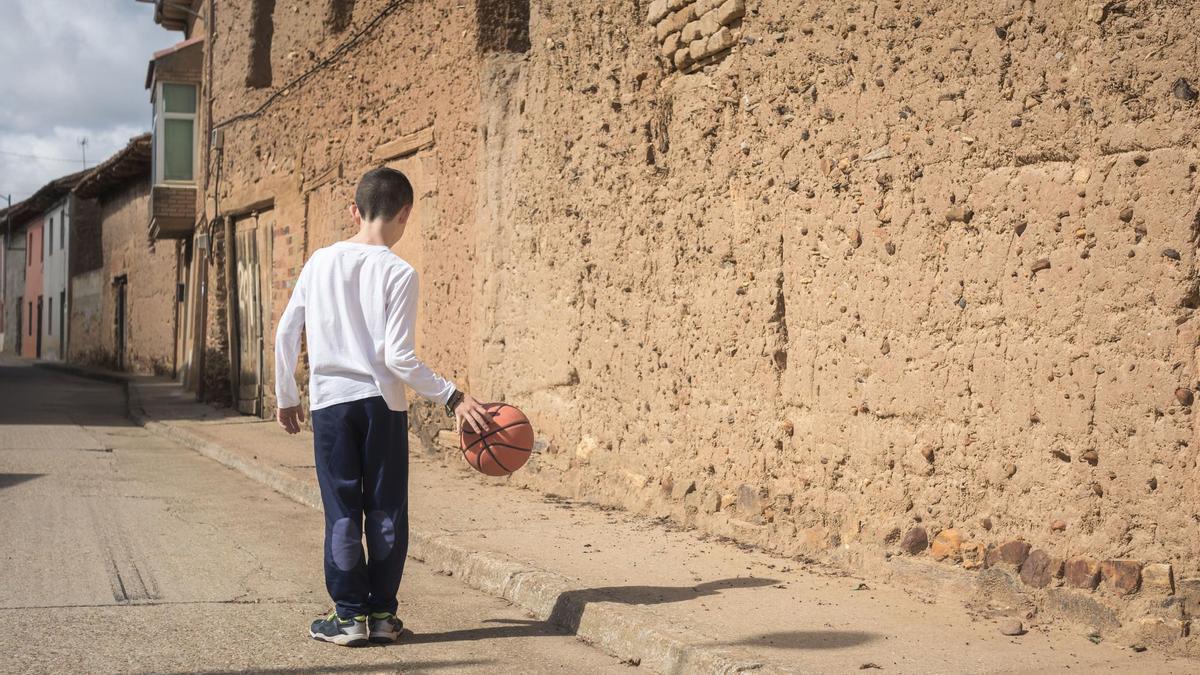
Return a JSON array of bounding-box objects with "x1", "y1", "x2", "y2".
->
[
  {"x1": 463, "y1": 0, "x2": 1200, "y2": 647},
  {"x1": 188, "y1": 0, "x2": 1200, "y2": 649},
  {"x1": 70, "y1": 181, "x2": 176, "y2": 374}
]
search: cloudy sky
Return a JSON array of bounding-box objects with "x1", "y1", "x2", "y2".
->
[{"x1": 0, "y1": 0, "x2": 180, "y2": 203}]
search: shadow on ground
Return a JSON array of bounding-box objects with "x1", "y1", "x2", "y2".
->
[
  {"x1": 404, "y1": 577, "x2": 879, "y2": 653},
  {"x1": 726, "y1": 630, "x2": 877, "y2": 650},
  {"x1": 169, "y1": 660, "x2": 492, "y2": 674},
  {"x1": 0, "y1": 473, "x2": 45, "y2": 490},
  {"x1": 0, "y1": 364, "x2": 135, "y2": 426}
]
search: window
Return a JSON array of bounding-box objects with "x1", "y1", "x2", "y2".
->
[
  {"x1": 247, "y1": 0, "x2": 276, "y2": 88},
  {"x1": 48, "y1": 297, "x2": 53, "y2": 335},
  {"x1": 27, "y1": 301, "x2": 32, "y2": 334},
  {"x1": 26, "y1": 232, "x2": 30, "y2": 265},
  {"x1": 153, "y1": 82, "x2": 197, "y2": 183},
  {"x1": 48, "y1": 217, "x2": 53, "y2": 253},
  {"x1": 477, "y1": 0, "x2": 530, "y2": 53},
  {"x1": 60, "y1": 215, "x2": 64, "y2": 250},
  {"x1": 327, "y1": 0, "x2": 354, "y2": 33}
]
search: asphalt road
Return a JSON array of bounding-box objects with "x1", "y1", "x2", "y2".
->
[{"x1": 0, "y1": 359, "x2": 626, "y2": 674}]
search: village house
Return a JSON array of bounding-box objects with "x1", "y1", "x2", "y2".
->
[
  {"x1": 137, "y1": 0, "x2": 1200, "y2": 650},
  {"x1": 0, "y1": 204, "x2": 22, "y2": 354},
  {"x1": 0, "y1": 170, "x2": 97, "y2": 361},
  {"x1": 71, "y1": 133, "x2": 178, "y2": 374}
]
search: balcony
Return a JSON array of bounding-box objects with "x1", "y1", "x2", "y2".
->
[{"x1": 149, "y1": 185, "x2": 197, "y2": 240}]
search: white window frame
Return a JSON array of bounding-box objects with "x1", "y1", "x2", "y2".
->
[{"x1": 153, "y1": 80, "x2": 198, "y2": 185}]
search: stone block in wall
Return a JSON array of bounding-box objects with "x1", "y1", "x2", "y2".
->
[
  {"x1": 688, "y1": 38, "x2": 707, "y2": 61},
  {"x1": 698, "y1": 10, "x2": 722, "y2": 36},
  {"x1": 682, "y1": 19, "x2": 702, "y2": 43},
  {"x1": 985, "y1": 540, "x2": 1030, "y2": 568},
  {"x1": 647, "y1": 0, "x2": 669, "y2": 24},
  {"x1": 1100, "y1": 560, "x2": 1142, "y2": 595},
  {"x1": 667, "y1": 0, "x2": 692, "y2": 10},
  {"x1": 656, "y1": 7, "x2": 693, "y2": 41},
  {"x1": 673, "y1": 47, "x2": 693, "y2": 70},
  {"x1": 1142, "y1": 564, "x2": 1175, "y2": 594},
  {"x1": 1178, "y1": 578, "x2": 1200, "y2": 617},
  {"x1": 1019, "y1": 549, "x2": 1064, "y2": 588},
  {"x1": 899, "y1": 526, "x2": 927, "y2": 554},
  {"x1": 661, "y1": 31, "x2": 682, "y2": 57},
  {"x1": 930, "y1": 528, "x2": 963, "y2": 561},
  {"x1": 714, "y1": 0, "x2": 745, "y2": 25},
  {"x1": 707, "y1": 26, "x2": 736, "y2": 55},
  {"x1": 1064, "y1": 558, "x2": 1101, "y2": 589}
]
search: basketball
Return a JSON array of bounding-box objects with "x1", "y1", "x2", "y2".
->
[{"x1": 460, "y1": 402, "x2": 534, "y2": 476}]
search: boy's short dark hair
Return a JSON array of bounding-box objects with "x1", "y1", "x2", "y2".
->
[{"x1": 355, "y1": 167, "x2": 414, "y2": 222}]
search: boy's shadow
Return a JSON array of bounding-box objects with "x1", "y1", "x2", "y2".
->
[{"x1": 396, "y1": 577, "x2": 876, "y2": 651}]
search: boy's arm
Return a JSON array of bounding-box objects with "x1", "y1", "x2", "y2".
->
[
  {"x1": 274, "y1": 264, "x2": 307, "y2": 411},
  {"x1": 383, "y1": 268, "x2": 456, "y2": 405}
]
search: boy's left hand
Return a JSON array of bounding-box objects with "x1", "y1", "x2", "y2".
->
[{"x1": 277, "y1": 405, "x2": 305, "y2": 434}]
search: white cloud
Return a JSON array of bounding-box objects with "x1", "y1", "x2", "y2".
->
[{"x1": 0, "y1": 0, "x2": 181, "y2": 201}]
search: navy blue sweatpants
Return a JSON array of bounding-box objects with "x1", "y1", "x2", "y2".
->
[{"x1": 311, "y1": 395, "x2": 409, "y2": 619}]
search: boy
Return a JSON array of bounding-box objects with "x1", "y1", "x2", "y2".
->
[{"x1": 274, "y1": 167, "x2": 493, "y2": 646}]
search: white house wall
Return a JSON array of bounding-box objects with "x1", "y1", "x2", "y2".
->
[{"x1": 40, "y1": 200, "x2": 70, "y2": 361}]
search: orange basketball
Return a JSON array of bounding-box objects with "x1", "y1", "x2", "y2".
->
[{"x1": 460, "y1": 402, "x2": 534, "y2": 476}]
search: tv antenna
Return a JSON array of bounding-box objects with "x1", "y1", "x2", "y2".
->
[{"x1": 79, "y1": 137, "x2": 89, "y2": 168}]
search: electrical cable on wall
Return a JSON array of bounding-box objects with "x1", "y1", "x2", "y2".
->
[{"x1": 213, "y1": 0, "x2": 409, "y2": 131}]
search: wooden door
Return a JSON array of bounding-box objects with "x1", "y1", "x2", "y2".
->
[
  {"x1": 233, "y1": 211, "x2": 273, "y2": 417},
  {"x1": 114, "y1": 276, "x2": 127, "y2": 371},
  {"x1": 35, "y1": 297, "x2": 42, "y2": 358}
]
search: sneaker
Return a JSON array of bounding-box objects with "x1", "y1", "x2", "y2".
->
[
  {"x1": 367, "y1": 611, "x2": 404, "y2": 643},
  {"x1": 309, "y1": 611, "x2": 369, "y2": 646}
]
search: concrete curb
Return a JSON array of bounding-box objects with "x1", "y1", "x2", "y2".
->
[{"x1": 45, "y1": 361, "x2": 797, "y2": 675}]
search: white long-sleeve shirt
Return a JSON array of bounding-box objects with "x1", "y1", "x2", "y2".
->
[{"x1": 274, "y1": 240, "x2": 457, "y2": 412}]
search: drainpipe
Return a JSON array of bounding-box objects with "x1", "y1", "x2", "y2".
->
[{"x1": 223, "y1": 211, "x2": 238, "y2": 408}]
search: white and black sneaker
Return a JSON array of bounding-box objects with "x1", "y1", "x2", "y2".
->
[
  {"x1": 367, "y1": 611, "x2": 404, "y2": 643},
  {"x1": 309, "y1": 611, "x2": 369, "y2": 647}
]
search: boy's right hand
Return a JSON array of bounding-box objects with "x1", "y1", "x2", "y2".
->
[
  {"x1": 277, "y1": 405, "x2": 305, "y2": 434},
  {"x1": 455, "y1": 393, "x2": 493, "y2": 435}
]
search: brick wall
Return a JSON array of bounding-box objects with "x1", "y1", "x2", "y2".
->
[{"x1": 151, "y1": 185, "x2": 197, "y2": 235}]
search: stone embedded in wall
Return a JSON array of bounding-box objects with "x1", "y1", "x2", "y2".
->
[
  {"x1": 1019, "y1": 549, "x2": 1064, "y2": 588},
  {"x1": 647, "y1": 0, "x2": 670, "y2": 24},
  {"x1": 1100, "y1": 560, "x2": 1142, "y2": 595},
  {"x1": 673, "y1": 48, "x2": 692, "y2": 71},
  {"x1": 713, "y1": 0, "x2": 745, "y2": 25},
  {"x1": 1064, "y1": 558, "x2": 1102, "y2": 589},
  {"x1": 899, "y1": 526, "x2": 928, "y2": 554},
  {"x1": 707, "y1": 27, "x2": 736, "y2": 56},
  {"x1": 930, "y1": 528, "x2": 963, "y2": 561},
  {"x1": 1179, "y1": 577, "x2": 1200, "y2": 615},
  {"x1": 648, "y1": 0, "x2": 745, "y2": 72},
  {"x1": 985, "y1": 540, "x2": 1031, "y2": 568},
  {"x1": 661, "y1": 32, "x2": 682, "y2": 58},
  {"x1": 655, "y1": 8, "x2": 692, "y2": 42},
  {"x1": 1141, "y1": 564, "x2": 1175, "y2": 594},
  {"x1": 960, "y1": 541, "x2": 987, "y2": 569}
]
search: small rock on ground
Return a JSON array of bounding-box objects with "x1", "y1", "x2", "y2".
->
[{"x1": 1000, "y1": 619, "x2": 1026, "y2": 636}]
